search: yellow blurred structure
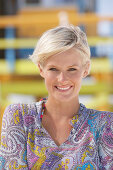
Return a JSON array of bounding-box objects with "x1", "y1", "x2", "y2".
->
[
  {"x1": 1, "y1": 7, "x2": 113, "y2": 36},
  {"x1": 0, "y1": 7, "x2": 113, "y2": 138}
]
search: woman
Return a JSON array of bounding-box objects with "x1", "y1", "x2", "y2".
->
[{"x1": 0, "y1": 25, "x2": 113, "y2": 169}]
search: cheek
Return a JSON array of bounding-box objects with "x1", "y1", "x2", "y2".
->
[
  {"x1": 69, "y1": 72, "x2": 83, "y2": 82},
  {"x1": 46, "y1": 73, "x2": 56, "y2": 81},
  {"x1": 44, "y1": 73, "x2": 56, "y2": 87}
]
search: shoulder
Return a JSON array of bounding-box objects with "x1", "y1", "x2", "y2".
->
[
  {"x1": 4, "y1": 101, "x2": 43, "y2": 115},
  {"x1": 2, "y1": 101, "x2": 43, "y2": 127},
  {"x1": 86, "y1": 107, "x2": 113, "y2": 123},
  {"x1": 86, "y1": 106, "x2": 113, "y2": 133}
]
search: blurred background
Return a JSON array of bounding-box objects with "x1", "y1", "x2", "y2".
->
[{"x1": 0, "y1": 0, "x2": 113, "y2": 134}]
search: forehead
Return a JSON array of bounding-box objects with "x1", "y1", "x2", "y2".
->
[{"x1": 44, "y1": 48, "x2": 83, "y2": 67}]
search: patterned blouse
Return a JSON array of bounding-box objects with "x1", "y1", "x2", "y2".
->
[{"x1": 0, "y1": 99, "x2": 113, "y2": 170}]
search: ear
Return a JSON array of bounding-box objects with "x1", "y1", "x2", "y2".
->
[
  {"x1": 38, "y1": 63, "x2": 45, "y2": 78},
  {"x1": 82, "y1": 61, "x2": 90, "y2": 78}
]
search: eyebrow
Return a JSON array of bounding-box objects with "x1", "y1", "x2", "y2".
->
[
  {"x1": 47, "y1": 64, "x2": 56, "y2": 67},
  {"x1": 68, "y1": 64, "x2": 79, "y2": 67},
  {"x1": 47, "y1": 64, "x2": 79, "y2": 67}
]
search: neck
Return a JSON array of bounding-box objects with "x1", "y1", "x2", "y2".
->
[{"x1": 45, "y1": 97, "x2": 80, "y2": 120}]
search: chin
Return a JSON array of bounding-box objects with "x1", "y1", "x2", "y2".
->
[
  {"x1": 47, "y1": 87, "x2": 79, "y2": 103},
  {"x1": 53, "y1": 94, "x2": 77, "y2": 103}
]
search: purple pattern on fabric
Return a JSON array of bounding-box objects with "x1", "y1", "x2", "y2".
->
[{"x1": 0, "y1": 100, "x2": 113, "y2": 169}]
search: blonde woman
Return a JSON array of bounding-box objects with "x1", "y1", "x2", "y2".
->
[{"x1": 0, "y1": 25, "x2": 113, "y2": 169}]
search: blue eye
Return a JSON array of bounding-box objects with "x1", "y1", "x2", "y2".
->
[
  {"x1": 49, "y1": 68, "x2": 58, "y2": 71},
  {"x1": 68, "y1": 68, "x2": 77, "y2": 71}
]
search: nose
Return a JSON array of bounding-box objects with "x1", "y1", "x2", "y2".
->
[{"x1": 57, "y1": 72, "x2": 68, "y2": 82}]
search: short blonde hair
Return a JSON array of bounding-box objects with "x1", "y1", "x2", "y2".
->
[{"x1": 30, "y1": 25, "x2": 90, "y2": 66}]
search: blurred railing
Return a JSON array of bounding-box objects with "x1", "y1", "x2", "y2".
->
[
  {"x1": 1, "y1": 37, "x2": 113, "y2": 49},
  {"x1": 1, "y1": 12, "x2": 113, "y2": 27}
]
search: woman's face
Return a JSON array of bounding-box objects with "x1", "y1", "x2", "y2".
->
[{"x1": 39, "y1": 48, "x2": 89, "y2": 103}]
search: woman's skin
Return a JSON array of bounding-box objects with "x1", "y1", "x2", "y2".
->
[{"x1": 38, "y1": 47, "x2": 90, "y2": 146}]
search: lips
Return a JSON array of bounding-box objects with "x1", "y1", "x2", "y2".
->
[{"x1": 55, "y1": 86, "x2": 72, "y2": 91}]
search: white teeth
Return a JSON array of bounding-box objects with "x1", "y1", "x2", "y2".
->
[{"x1": 56, "y1": 86, "x2": 70, "y2": 90}]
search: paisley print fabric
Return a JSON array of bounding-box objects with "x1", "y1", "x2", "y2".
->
[{"x1": 0, "y1": 99, "x2": 113, "y2": 170}]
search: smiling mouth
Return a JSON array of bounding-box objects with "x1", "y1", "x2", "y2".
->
[{"x1": 55, "y1": 86, "x2": 72, "y2": 91}]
